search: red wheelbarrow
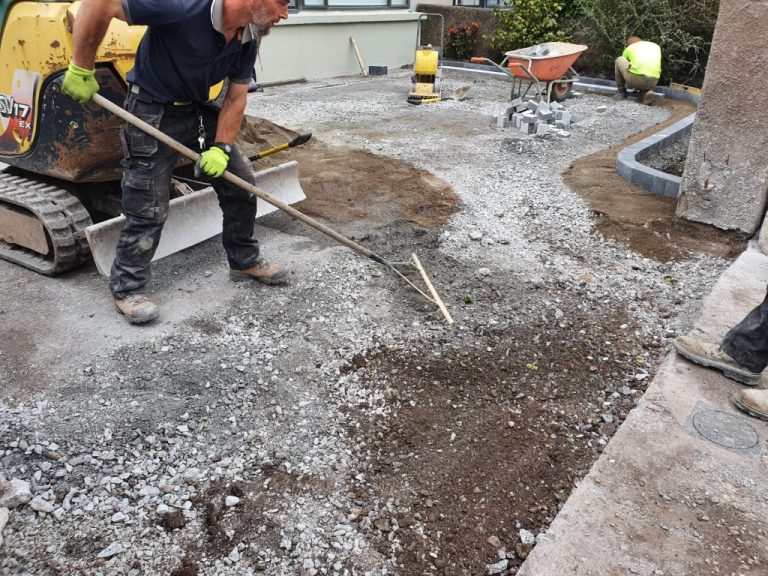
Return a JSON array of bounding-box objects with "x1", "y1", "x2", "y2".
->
[{"x1": 472, "y1": 42, "x2": 588, "y2": 103}]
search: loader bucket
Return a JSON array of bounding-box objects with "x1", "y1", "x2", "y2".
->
[{"x1": 85, "y1": 161, "x2": 305, "y2": 276}]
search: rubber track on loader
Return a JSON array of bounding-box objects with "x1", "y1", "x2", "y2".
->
[{"x1": 0, "y1": 172, "x2": 93, "y2": 276}]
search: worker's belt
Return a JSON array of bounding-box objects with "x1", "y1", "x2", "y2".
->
[{"x1": 130, "y1": 84, "x2": 194, "y2": 107}]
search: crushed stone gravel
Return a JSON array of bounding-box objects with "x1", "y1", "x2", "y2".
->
[{"x1": 0, "y1": 70, "x2": 731, "y2": 575}]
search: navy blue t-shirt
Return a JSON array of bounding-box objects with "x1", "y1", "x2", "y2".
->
[{"x1": 122, "y1": 0, "x2": 257, "y2": 102}]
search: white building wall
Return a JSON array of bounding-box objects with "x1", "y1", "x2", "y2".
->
[{"x1": 254, "y1": 11, "x2": 423, "y2": 83}]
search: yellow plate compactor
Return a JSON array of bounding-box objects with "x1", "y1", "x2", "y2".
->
[{"x1": 407, "y1": 13, "x2": 444, "y2": 105}]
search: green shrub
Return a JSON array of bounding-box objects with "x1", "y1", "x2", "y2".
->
[
  {"x1": 486, "y1": 0, "x2": 567, "y2": 52},
  {"x1": 445, "y1": 21, "x2": 482, "y2": 60},
  {"x1": 560, "y1": 0, "x2": 591, "y2": 18},
  {"x1": 585, "y1": 0, "x2": 719, "y2": 86}
]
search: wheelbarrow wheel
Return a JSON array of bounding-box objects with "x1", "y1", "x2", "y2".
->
[{"x1": 549, "y1": 82, "x2": 572, "y2": 103}]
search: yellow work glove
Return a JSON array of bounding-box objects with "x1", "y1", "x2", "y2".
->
[
  {"x1": 197, "y1": 145, "x2": 230, "y2": 178},
  {"x1": 61, "y1": 62, "x2": 99, "y2": 103}
]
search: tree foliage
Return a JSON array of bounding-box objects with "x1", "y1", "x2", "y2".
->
[
  {"x1": 585, "y1": 0, "x2": 719, "y2": 85},
  {"x1": 486, "y1": 0, "x2": 566, "y2": 52}
]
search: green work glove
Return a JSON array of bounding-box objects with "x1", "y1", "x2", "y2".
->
[
  {"x1": 197, "y1": 146, "x2": 229, "y2": 178},
  {"x1": 61, "y1": 62, "x2": 99, "y2": 103}
]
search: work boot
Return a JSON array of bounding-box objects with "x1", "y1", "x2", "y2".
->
[
  {"x1": 114, "y1": 294, "x2": 159, "y2": 324},
  {"x1": 732, "y1": 389, "x2": 768, "y2": 422},
  {"x1": 230, "y1": 259, "x2": 289, "y2": 285},
  {"x1": 613, "y1": 88, "x2": 628, "y2": 100},
  {"x1": 673, "y1": 336, "x2": 762, "y2": 386},
  {"x1": 640, "y1": 90, "x2": 655, "y2": 106}
]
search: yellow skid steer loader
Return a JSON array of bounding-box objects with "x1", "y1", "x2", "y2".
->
[{"x1": 0, "y1": 0, "x2": 304, "y2": 276}]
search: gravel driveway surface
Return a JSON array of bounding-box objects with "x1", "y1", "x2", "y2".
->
[{"x1": 0, "y1": 70, "x2": 734, "y2": 575}]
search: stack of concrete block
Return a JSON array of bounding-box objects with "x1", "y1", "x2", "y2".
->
[{"x1": 496, "y1": 98, "x2": 575, "y2": 138}]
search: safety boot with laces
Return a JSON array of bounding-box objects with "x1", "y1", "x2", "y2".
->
[
  {"x1": 732, "y1": 389, "x2": 768, "y2": 422},
  {"x1": 230, "y1": 259, "x2": 289, "y2": 285},
  {"x1": 673, "y1": 336, "x2": 761, "y2": 386},
  {"x1": 114, "y1": 294, "x2": 159, "y2": 324},
  {"x1": 640, "y1": 90, "x2": 655, "y2": 105}
]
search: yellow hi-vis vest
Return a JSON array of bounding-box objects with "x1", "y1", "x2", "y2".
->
[{"x1": 623, "y1": 41, "x2": 661, "y2": 79}]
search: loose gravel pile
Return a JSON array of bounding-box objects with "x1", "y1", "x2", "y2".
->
[
  {"x1": 643, "y1": 138, "x2": 689, "y2": 176},
  {"x1": 0, "y1": 70, "x2": 732, "y2": 575}
]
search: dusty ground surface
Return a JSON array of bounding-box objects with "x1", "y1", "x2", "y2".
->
[{"x1": 0, "y1": 70, "x2": 743, "y2": 575}]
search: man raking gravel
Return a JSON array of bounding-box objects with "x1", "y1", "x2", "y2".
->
[{"x1": 62, "y1": 0, "x2": 290, "y2": 325}]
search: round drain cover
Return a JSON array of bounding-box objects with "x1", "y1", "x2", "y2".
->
[{"x1": 692, "y1": 410, "x2": 760, "y2": 450}]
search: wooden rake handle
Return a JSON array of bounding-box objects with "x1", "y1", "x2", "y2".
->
[{"x1": 91, "y1": 92, "x2": 453, "y2": 324}]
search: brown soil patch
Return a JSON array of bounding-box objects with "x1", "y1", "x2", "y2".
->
[
  {"x1": 236, "y1": 117, "x2": 460, "y2": 237},
  {"x1": 353, "y1": 298, "x2": 653, "y2": 574},
  {"x1": 563, "y1": 99, "x2": 747, "y2": 261}
]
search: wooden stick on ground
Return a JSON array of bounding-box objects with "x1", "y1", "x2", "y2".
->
[
  {"x1": 350, "y1": 37, "x2": 368, "y2": 76},
  {"x1": 411, "y1": 253, "x2": 454, "y2": 325}
]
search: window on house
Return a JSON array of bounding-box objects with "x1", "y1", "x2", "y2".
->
[
  {"x1": 289, "y1": 0, "x2": 409, "y2": 9},
  {"x1": 452, "y1": 0, "x2": 505, "y2": 7}
]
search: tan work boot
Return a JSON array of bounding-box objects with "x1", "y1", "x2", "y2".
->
[
  {"x1": 114, "y1": 294, "x2": 159, "y2": 324},
  {"x1": 230, "y1": 259, "x2": 289, "y2": 285},
  {"x1": 732, "y1": 389, "x2": 768, "y2": 422},
  {"x1": 641, "y1": 90, "x2": 655, "y2": 106},
  {"x1": 673, "y1": 336, "x2": 762, "y2": 386}
]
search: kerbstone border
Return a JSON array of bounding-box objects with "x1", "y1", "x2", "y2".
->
[{"x1": 616, "y1": 114, "x2": 695, "y2": 198}]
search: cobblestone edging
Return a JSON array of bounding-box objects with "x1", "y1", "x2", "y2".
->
[
  {"x1": 615, "y1": 114, "x2": 695, "y2": 198},
  {"x1": 546, "y1": 76, "x2": 699, "y2": 199}
]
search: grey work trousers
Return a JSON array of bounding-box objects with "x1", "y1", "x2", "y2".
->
[
  {"x1": 109, "y1": 91, "x2": 260, "y2": 299},
  {"x1": 722, "y1": 286, "x2": 768, "y2": 373}
]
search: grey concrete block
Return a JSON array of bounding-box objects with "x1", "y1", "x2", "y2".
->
[
  {"x1": 616, "y1": 160, "x2": 633, "y2": 180},
  {"x1": 515, "y1": 102, "x2": 530, "y2": 113},
  {"x1": 596, "y1": 105, "x2": 608, "y2": 113},
  {"x1": 520, "y1": 122, "x2": 536, "y2": 135},
  {"x1": 555, "y1": 110, "x2": 571, "y2": 125},
  {"x1": 527, "y1": 100, "x2": 539, "y2": 112},
  {"x1": 510, "y1": 97, "x2": 524, "y2": 107},
  {"x1": 536, "y1": 123, "x2": 551, "y2": 136},
  {"x1": 663, "y1": 177, "x2": 682, "y2": 199},
  {"x1": 537, "y1": 109, "x2": 554, "y2": 121},
  {"x1": 622, "y1": 144, "x2": 642, "y2": 159},
  {"x1": 630, "y1": 169, "x2": 655, "y2": 190},
  {"x1": 512, "y1": 114, "x2": 523, "y2": 128},
  {"x1": 550, "y1": 101, "x2": 563, "y2": 111},
  {"x1": 496, "y1": 115, "x2": 510, "y2": 128}
]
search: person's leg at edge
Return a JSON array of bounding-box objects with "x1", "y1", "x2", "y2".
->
[
  {"x1": 674, "y1": 287, "x2": 768, "y2": 421},
  {"x1": 723, "y1": 291, "x2": 768, "y2": 421},
  {"x1": 721, "y1": 286, "x2": 768, "y2": 373}
]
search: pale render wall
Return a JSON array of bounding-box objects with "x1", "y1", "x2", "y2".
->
[
  {"x1": 676, "y1": 0, "x2": 768, "y2": 233},
  {"x1": 254, "y1": 12, "x2": 422, "y2": 84}
]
